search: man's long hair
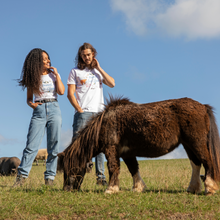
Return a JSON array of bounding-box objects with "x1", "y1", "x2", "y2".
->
[
  {"x1": 75, "y1": 43, "x2": 97, "y2": 70},
  {"x1": 18, "y1": 48, "x2": 51, "y2": 95}
]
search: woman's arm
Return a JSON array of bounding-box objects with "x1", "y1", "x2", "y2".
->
[
  {"x1": 49, "y1": 67, "x2": 65, "y2": 95},
  {"x1": 27, "y1": 88, "x2": 42, "y2": 109}
]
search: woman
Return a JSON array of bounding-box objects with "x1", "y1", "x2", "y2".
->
[{"x1": 14, "y1": 48, "x2": 65, "y2": 186}]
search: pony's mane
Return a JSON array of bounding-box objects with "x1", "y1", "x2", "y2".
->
[
  {"x1": 105, "y1": 95, "x2": 133, "y2": 111},
  {"x1": 63, "y1": 95, "x2": 132, "y2": 174}
]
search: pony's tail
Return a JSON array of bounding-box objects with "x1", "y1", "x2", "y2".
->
[{"x1": 206, "y1": 105, "x2": 220, "y2": 182}]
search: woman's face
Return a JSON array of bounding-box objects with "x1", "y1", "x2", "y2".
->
[{"x1": 42, "y1": 52, "x2": 50, "y2": 71}]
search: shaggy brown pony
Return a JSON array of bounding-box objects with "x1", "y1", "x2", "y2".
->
[{"x1": 58, "y1": 96, "x2": 220, "y2": 195}]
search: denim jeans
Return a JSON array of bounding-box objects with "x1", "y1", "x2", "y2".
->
[
  {"x1": 18, "y1": 101, "x2": 62, "y2": 180},
  {"x1": 73, "y1": 111, "x2": 106, "y2": 180}
]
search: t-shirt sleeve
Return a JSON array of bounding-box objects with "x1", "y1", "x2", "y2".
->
[
  {"x1": 67, "y1": 69, "x2": 76, "y2": 85},
  {"x1": 93, "y1": 69, "x2": 104, "y2": 82},
  {"x1": 100, "y1": 73, "x2": 104, "y2": 82},
  {"x1": 50, "y1": 72, "x2": 61, "y2": 81}
]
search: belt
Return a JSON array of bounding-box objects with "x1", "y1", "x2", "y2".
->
[{"x1": 35, "y1": 99, "x2": 57, "y2": 103}]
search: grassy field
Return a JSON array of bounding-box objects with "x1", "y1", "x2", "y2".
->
[{"x1": 1, "y1": 159, "x2": 220, "y2": 219}]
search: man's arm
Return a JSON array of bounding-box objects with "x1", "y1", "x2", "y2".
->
[
  {"x1": 67, "y1": 84, "x2": 83, "y2": 113},
  {"x1": 94, "y1": 58, "x2": 115, "y2": 88}
]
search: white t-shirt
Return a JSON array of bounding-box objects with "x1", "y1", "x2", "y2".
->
[
  {"x1": 34, "y1": 73, "x2": 59, "y2": 102},
  {"x1": 67, "y1": 67, "x2": 104, "y2": 112}
]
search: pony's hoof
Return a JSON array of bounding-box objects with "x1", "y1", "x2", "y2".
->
[
  {"x1": 204, "y1": 176, "x2": 219, "y2": 195},
  {"x1": 205, "y1": 188, "x2": 218, "y2": 196},
  {"x1": 187, "y1": 187, "x2": 202, "y2": 194},
  {"x1": 187, "y1": 179, "x2": 202, "y2": 194},
  {"x1": 105, "y1": 185, "x2": 119, "y2": 194},
  {"x1": 205, "y1": 192, "x2": 214, "y2": 196},
  {"x1": 132, "y1": 185, "x2": 146, "y2": 193}
]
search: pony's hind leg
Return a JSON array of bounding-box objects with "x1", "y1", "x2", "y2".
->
[
  {"x1": 202, "y1": 163, "x2": 219, "y2": 195},
  {"x1": 184, "y1": 145, "x2": 219, "y2": 195},
  {"x1": 105, "y1": 145, "x2": 120, "y2": 194},
  {"x1": 184, "y1": 147, "x2": 202, "y2": 194},
  {"x1": 187, "y1": 160, "x2": 202, "y2": 194},
  {"x1": 122, "y1": 157, "x2": 146, "y2": 192}
]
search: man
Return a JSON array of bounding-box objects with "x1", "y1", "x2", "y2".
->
[{"x1": 67, "y1": 43, "x2": 115, "y2": 186}]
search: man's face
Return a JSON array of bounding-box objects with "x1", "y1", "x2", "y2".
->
[{"x1": 81, "y1": 49, "x2": 94, "y2": 66}]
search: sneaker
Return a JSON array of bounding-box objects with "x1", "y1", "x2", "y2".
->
[
  {"x1": 12, "y1": 175, "x2": 26, "y2": 188},
  {"x1": 96, "y1": 179, "x2": 108, "y2": 186},
  {"x1": 45, "y1": 179, "x2": 53, "y2": 186}
]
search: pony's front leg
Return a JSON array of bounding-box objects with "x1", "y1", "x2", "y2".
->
[
  {"x1": 105, "y1": 145, "x2": 120, "y2": 194},
  {"x1": 123, "y1": 157, "x2": 146, "y2": 192}
]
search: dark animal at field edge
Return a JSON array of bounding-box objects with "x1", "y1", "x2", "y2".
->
[
  {"x1": 58, "y1": 96, "x2": 220, "y2": 195},
  {"x1": 0, "y1": 157, "x2": 21, "y2": 176}
]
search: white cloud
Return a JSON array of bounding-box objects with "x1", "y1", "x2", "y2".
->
[
  {"x1": 110, "y1": 0, "x2": 220, "y2": 40},
  {"x1": 0, "y1": 134, "x2": 21, "y2": 145},
  {"x1": 110, "y1": 0, "x2": 160, "y2": 35}
]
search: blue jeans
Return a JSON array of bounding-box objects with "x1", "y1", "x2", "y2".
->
[
  {"x1": 73, "y1": 111, "x2": 106, "y2": 180},
  {"x1": 18, "y1": 102, "x2": 62, "y2": 180}
]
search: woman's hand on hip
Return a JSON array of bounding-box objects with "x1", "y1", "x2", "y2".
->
[{"x1": 28, "y1": 101, "x2": 42, "y2": 109}]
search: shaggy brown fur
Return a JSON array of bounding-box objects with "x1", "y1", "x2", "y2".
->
[{"x1": 58, "y1": 96, "x2": 220, "y2": 194}]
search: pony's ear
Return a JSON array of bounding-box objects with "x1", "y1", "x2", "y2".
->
[
  {"x1": 57, "y1": 152, "x2": 65, "y2": 159},
  {"x1": 57, "y1": 152, "x2": 65, "y2": 171}
]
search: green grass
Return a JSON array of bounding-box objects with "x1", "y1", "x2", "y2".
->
[{"x1": 1, "y1": 159, "x2": 220, "y2": 219}]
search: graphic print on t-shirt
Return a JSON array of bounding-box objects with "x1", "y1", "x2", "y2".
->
[
  {"x1": 80, "y1": 79, "x2": 87, "y2": 85},
  {"x1": 34, "y1": 73, "x2": 58, "y2": 102},
  {"x1": 41, "y1": 77, "x2": 56, "y2": 95},
  {"x1": 79, "y1": 71, "x2": 102, "y2": 89}
]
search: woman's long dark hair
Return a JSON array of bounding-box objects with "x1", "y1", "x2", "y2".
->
[
  {"x1": 75, "y1": 43, "x2": 97, "y2": 70},
  {"x1": 18, "y1": 48, "x2": 50, "y2": 95}
]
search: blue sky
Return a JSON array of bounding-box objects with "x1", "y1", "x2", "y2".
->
[{"x1": 0, "y1": 0, "x2": 220, "y2": 161}]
